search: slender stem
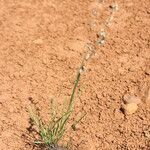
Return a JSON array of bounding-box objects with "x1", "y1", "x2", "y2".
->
[
  {"x1": 67, "y1": 59, "x2": 85, "y2": 112},
  {"x1": 67, "y1": 72, "x2": 80, "y2": 113}
]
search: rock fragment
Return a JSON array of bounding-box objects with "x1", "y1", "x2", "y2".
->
[
  {"x1": 145, "y1": 64, "x2": 150, "y2": 75},
  {"x1": 121, "y1": 103, "x2": 138, "y2": 115},
  {"x1": 121, "y1": 94, "x2": 141, "y2": 115},
  {"x1": 145, "y1": 88, "x2": 150, "y2": 104},
  {"x1": 33, "y1": 39, "x2": 43, "y2": 44},
  {"x1": 123, "y1": 94, "x2": 141, "y2": 104}
]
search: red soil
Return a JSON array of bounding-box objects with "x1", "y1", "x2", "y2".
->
[{"x1": 0, "y1": 0, "x2": 150, "y2": 149}]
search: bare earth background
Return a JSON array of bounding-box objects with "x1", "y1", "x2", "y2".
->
[{"x1": 0, "y1": 0, "x2": 150, "y2": 150}]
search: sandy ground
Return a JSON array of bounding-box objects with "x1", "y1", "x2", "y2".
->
[{"x1": 0, "y1": 0, "x2": 150, "y2": 150}]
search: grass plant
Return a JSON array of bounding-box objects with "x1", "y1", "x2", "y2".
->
[{"x1": 29, "y1": 51, "x2": 93, "y2": 149}]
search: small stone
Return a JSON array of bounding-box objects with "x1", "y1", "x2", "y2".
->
[
  {"x1": 33, "y1": 39, "x2": 43, "y2": 44},
  {"x1": 145, "y1": 64, "x2": 150, "y2": 75},
  {"x1": 123, "y1": 94, "x2": 141, "y2": 104},
  {"x1": 121, "y1": 103, "x2": 138, "y2": 115},
  {"x1": 144, "y1": 130, "x2": 150, "y2": 138},
  {"x1": 146, "y1": 88, "x2": 150, "y2": 104},
  {"x1": 110, "y1": 3, "x2": 119, "y2": 11}
]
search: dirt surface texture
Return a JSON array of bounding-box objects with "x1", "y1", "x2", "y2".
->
[{"x1": 0, "y1": 0, "x2": 150, "y2": 150}]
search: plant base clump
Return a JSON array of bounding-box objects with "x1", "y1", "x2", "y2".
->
[{"x1": 39, "y1": 144, "x2": 67, "y2": 150}]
